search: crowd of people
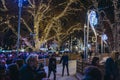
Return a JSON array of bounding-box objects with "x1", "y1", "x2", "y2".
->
[
  {"x1": 0, "y1": 51, "x2": 70, "y2": 80},
  {"x1": 0, "y1": 50, "x2": 120, "y2": 80},
  {"x1": 82, "y1": 51, "x2": 120, "y2": 80},
  {"x1": 0, "y1": 52, "x2": 49, "y2": 80}
]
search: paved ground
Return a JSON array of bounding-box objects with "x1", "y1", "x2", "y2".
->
[{"x1": 44, "y1": 60, "x2": 78, "y2": 80}]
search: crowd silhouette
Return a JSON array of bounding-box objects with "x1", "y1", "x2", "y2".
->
[{"x1": 0, "y1": 51, "x2": 119, "y2": 80}]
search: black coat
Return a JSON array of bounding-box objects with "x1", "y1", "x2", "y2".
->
[
  {"x1": 60, "y1": 55, "x2": 69, "y2": 65},
  {"x1": 104, "y1": 58, "x2": 118, "y2": 80},
  {"x1": 19, "y1": 64, "x2": 37, "y2": 80},
  {"x1": 48, "y1": 57, "x2": 56, "y2": 71}
]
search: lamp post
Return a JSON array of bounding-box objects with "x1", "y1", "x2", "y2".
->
[
  {"x1": 89, "y1": 10, "x2": 98, "y2": 54},
  {"x1": 84, "y1": 24, "x2": 87, "y2": 60},
  {"x1": 86, "y1": 11, "x2": 90, "y2": 59},
  {"x1": 16, "y1": 0, "x2": 23, "y2": 55}
]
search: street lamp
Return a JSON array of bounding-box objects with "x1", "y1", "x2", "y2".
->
[
  {"x1": 16, "y1": 0, "x2": 23, "y2": 55},
  {"x1": 16, "y1": 0, "x2": 28, "y2": 55},
  {"x1": 88, "y1": 10, "x2": 98, "y2": 54},
  {"x1": 84, "y1": 10, "x2": 98, "y2": 60}
]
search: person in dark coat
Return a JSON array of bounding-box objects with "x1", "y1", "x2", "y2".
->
[
  {"x1": 104, "y1": 52, "x2": 119, "y2": 80},
  {"x1": 19, "y1": 54, "x2": 38, "y2": 80},
  {"x1": 114, "y1": 52, "x2": 120, "y2": 80},
  {"x1": 8, "y1": 63, "x2": 19, "y2": 80},
  {"x1": 60, "y1": 52, "x2": 69, "y2": 76},
  {"x1": 82, "y1": 66, "x2": 103, "y2": 80},
  {"x1": 91, "y1": 57, "x2": 99, "y2": 67},
  {"x1": 0, "y1": 64, "x2": 10, "y2": 80},
  {"x1": 48, "y1": 54, "x2": 56, "y2": 80},
  {"x1": 15, "y1": 59, "x2": 24, "y2": 69}
]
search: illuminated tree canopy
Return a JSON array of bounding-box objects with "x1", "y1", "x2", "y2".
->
[{"x1": 0, "y1": 0, "x2": 115, "y2": 51}]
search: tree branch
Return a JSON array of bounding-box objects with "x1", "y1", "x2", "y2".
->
[
  {"x1": 0, "y1": 0, "x2": 8, "y2": 11},
  {"x1": 21, "y1": 18, "x2": 33, "y2": 33}
]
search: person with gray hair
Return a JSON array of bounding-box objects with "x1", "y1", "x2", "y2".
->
[
  {"x1": 19, "y1": 54, "x2": 39, "y2": 80},
  {"x1": 25, "y1": 54, "x2": 38, "y2": 69}
]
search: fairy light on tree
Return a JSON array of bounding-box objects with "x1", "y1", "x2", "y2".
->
[{"x1": 0, "y1": 0, "x2": 91, "y2": 51}]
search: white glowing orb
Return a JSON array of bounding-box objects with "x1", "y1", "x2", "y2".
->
[
  {"x1": 102, "y1": 34, "x2": 108, "y2": 41},
  {"x1": 89, "y1": 10, "x2": 98, "y2": 27}
]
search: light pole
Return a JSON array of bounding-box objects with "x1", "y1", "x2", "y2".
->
[
  {"x1": 89, "y1": 10, "x2": 98, "y2": 54},
  {"x1": 86, "y1": 11, "x2": 90, "y2": 59},
  {"x1": 84, "y1": 24, "x2": 87, "y2": 60},
  {"x1": 16, "y1": 0, "x2": 23, "y2": 55}
]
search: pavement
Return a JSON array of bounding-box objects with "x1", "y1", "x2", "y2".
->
[
  {"x1": 43, "y1": 54, "x2": 110, "y2": 80},
  {"x1": 44, "y1": 60, "x2": 79, "y2": 80}
]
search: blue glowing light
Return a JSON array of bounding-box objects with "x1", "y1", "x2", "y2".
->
[
  {"x1": 102, "y1": 34, "x2": 108, "y2": 41},
  {"x1": 18, "y1": 0, "x2": 29, "y2": 7},
  {"x1": 89, "y1": 11, "x2": 98, "y2": 27}
]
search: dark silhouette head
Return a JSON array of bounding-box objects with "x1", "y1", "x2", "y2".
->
[
  {"x1": 15, "y1": 59, "x2": 24, "y2": 69},
  {"x1": 82, "y1": 66, "x2": 102, "y2": 80},
  {"x1": 8, "y1": 63, "x2": 19, "y2": 79},
  {"x1": 91, "y1": 57, "x2": 99, "y2": 66}
]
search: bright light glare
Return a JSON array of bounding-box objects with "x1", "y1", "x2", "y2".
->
[{"x1": 89, "y1": 11, "x2": 98, "y2": 27}]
